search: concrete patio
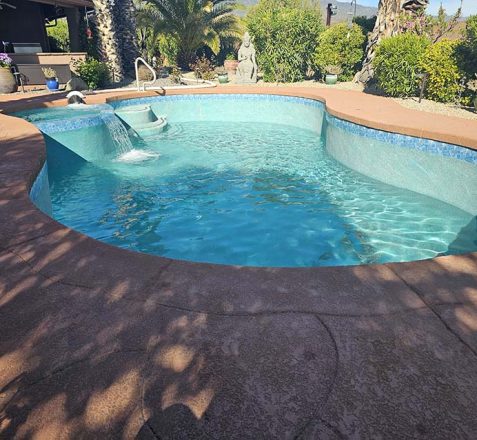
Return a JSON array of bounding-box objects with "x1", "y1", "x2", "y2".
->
[{"x1": 0, "y1": 87, "x2": 476, "y2": 439}]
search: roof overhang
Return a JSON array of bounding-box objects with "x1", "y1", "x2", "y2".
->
[{"x1": 26, "y1": 0, "x2": 94, "y2": 8}]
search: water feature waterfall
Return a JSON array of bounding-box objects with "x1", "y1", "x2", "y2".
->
[
  {"x1": 100, "y1": 111, "x2": 134, "y2": 157},
  {"x1": 100, "y1": 110, "x2": 161, "y2": 162}
]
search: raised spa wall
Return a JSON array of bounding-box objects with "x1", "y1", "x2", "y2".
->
[{"x1": 27, "y1": 94, "x2": 477, "y2": 216}]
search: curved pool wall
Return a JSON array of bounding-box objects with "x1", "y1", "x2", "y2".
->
[
  {"x1": 25, "y1": 93, "x2": 477, "y2": 261},
  {"x1": 111, "y1": 94, "x2": 325, "y2": 134},
  {"x1": 29, "y1": 162, "x2": 52, "y2": 216},
  {"x1": 325, "y1": 114, "x2": 477, "y2": 215}
]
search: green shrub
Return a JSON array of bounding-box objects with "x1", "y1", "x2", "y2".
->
[
  {"x1": 373, "y1": 33, "x2": 430, "y2": 97},
  {"x1": 158, "y1": 34, "x2": 180, "y2": 66},
  {"x1": 72, "y1": 58, "x2": 109, "y2": 90},
  {"x1": 247, "y1": 0, "x2": 324, "y2": 82},
  {"x1": 419, "y1": 40, "x2": 461, "y2": 103},
  {"x1": 314, "y1": 23, "x2": 366, "y2": 81},
  {"x1": 458, "y1": 15, "x2": 477, "y2": 76},
  {"x1": 353, "y1": 15, "x2": 376, "y2": 35},
  {"x1": 464, "y1": 15, "x2": 477, "y2": 48},
  {"x1": 47, "y1": 18, "x2": 70, "y2": 52}
]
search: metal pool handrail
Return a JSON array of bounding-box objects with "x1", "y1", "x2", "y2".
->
[{"x1": 135, "y1": 57, "x2": 160, "y2": 92}]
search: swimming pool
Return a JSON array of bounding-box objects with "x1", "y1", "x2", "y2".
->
[{"x1": 22, "y1": 94, "x2": 477, "y2": 267}]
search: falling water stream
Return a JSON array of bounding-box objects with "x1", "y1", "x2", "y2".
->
[
  {"x1": 100, "y1": 111, "x2": 160, "y2": 162},
  {"x1": 100, "y1": 111, "x2": 134, "y2": 156}
]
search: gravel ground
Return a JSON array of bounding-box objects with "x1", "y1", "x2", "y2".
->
[
  {"x1": 104, "y1": 76, "x2": 177, "y2": 89},
  {"x1": 393, "y1": 97, "x2": 477, "y2": 121},
  {"x1": 222, "y1": 77, "x2": 477, "y2": 120},
  {"x1": 222, "y1": 76, "x2": 365, "y2": 91}
]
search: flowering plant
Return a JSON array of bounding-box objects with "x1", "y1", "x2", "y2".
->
[{"x1": 0, "y1": 53, "x2": 12, "y2": 68}]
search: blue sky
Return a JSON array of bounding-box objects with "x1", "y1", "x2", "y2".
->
[{"x1": 357, "y1": 1, "x2": 477, "y2": 16}]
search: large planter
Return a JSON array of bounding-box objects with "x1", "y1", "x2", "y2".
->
[
  {"x1": 46, "y1": 78, "x2": 59, "y2": 91},
  {"x1": 325, "y1": 74, "x2": 338, "y2": 85},
  {"x1": 224, "y1": 60, "x2": 239, "y2": 73},
  {"x1": 0, "y1": 67, "x2": 17, "y2": 94}
]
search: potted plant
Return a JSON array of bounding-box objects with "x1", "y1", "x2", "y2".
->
[
  {"x1": 224, "y1": 52, "x2": 239, "y2": 73},
  {"x1": 217, "y1": 68, "x2": 229, "y2": 84},
  {"x1": 324, "y1": 65, "x2": 342, "y2": 85},
  {"x1": 467, "y1": 74, "x2": 477, "y2": 112},
  {"x1": 41, "y1": 67, "x2": 59, "y2": 91},
  {"x1": 0, "y1": 53, "x2": 17, "y2": 94}
]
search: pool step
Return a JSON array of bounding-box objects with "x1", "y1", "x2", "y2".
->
[
  {"x1": 114, "y1": 105, "x2": 167, "y2": 138},
  {"x1": 115, "y1": 105, "x2": 156, "y2": 126},
  {"x1": 133, "y1": 117, "x2": 168, "y2": 137}
]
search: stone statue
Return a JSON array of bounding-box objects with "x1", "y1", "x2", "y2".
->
[{"x1": 236, "y1": 32, "x2": 257, "y2": 84}]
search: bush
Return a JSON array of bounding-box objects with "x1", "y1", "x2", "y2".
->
[
  {"x1": 314, "y1": 23, "x2": 366, "y2": 81},
  {"x1": 373, "y1": 33, "x2": 430, "y2": 97},
  {"x1": 189, "y1": 56, "x2": 215, "y2": 80},
  {"x1": 158, "y1": 34, "x2": 180, "y2": 67},
  {"x1": 457, "y1": 15, "x2": 477, "y2": 76},
  {"x1": 247, "y1": 0, "x2": 324, "y2": 82},
  {"x1": 419, "y1": 40, "x2": 461, "y2": 103},
  {"x1": 47, "y1": 18, "x2": 70, "y2": 52},
  {"x1": 72, "y1": 58, "x2": 109, "y2": 90},
  {"x1": 169, "y1": 65, "x2": 182, "y2": 84},
  {"x1": 353, "y1": 15, "x2": 376, "y2": 35},
  {"x1": 465, "y1": 15, "x2": 477, "y2": 49}
]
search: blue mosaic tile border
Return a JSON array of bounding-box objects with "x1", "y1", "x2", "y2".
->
[
  {"x1": 35, "y1": 113, "x2": 106, "y2": 134},
  {"x1": 29, "y1": 161, "x2": 47, "y2": 201},
  {"x1": 326, "y1": 113, "x2": 477, "y2": 165},
  {"x1": 110, "y1": 93, "x2": 325, "y2": 110},
  {"x1": 23, "y1": 93, "x2": 477, "y2": 165}
]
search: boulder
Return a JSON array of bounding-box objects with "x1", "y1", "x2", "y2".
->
[{"x1": 65, "y1": 76, "x2": 88, "y2": 92}]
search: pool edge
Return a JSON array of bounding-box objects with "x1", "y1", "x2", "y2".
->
[{"x1": 0, "y1": 86, "x2": 476, "y2": 313}]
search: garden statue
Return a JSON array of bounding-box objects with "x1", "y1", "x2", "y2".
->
[{"x1": 236, "y1": 32, "x2": 257, "y2": 84}]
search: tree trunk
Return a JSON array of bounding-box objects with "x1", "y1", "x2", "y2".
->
[
  {"x1": 355, "y1": 0, "x2": 430, "y2": 84},
  {"x1": 92, "y1": 0, "x2": 125, "y2": 82},
  {"x1": 114, "y1": 0, "x2": 139, "y2": 76},
  {"x1": 354, "y1": 0, "x2": 402, "y2": 84}
]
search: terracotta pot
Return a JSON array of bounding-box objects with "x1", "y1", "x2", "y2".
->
[
  {"x1": 0, "y1": 67, "x2": 17, "y2": 94},
  {"x1": 224, "y1": 60, "x2": 239, "y2": 73}
]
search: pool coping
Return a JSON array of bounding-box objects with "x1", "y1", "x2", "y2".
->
[{"x1": 1, "y1": 86, "x2": 476, "y2": 312}]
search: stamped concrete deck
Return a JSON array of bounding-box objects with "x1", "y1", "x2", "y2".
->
[{"x1": 0, "y1": 87, "x2": 477, "y2": 439}]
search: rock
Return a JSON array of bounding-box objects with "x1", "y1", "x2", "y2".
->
[
  {"x1": 137, "y1": 64, "x2": 155, "y2": 81},
  {"x1": 65, "y1": 76, "x2": 88, "y2": 92}
]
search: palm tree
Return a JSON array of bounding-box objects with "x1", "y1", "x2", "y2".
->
[
  {"x1": 93, "y1": 0, "x2": 139, "y2": 80},
  {"x1": 135, "y1": 0, "x2": 163, "y2": 61},
  {"x1": 114, "y1": 0, "x2": 140, "y2": 74},
  {"x1": 355, "y1": 0, "x2": 429, "y2": 83},
  {"x1": 144, "y1": 0, "x2": 242, "y2": 67}
]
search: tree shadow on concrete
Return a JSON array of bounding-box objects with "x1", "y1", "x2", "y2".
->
[{"x1": 0, "y1": 128, "x2": 476, "y2": 437}]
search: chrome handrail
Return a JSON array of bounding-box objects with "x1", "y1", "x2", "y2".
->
[{"x1": 134, "y1": 57, "x2": 158, "y2": 92}]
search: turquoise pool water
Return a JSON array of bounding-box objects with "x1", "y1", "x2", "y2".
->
[{"x1": 23, "y1": 95, "x2": 477, "y2": 267}]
